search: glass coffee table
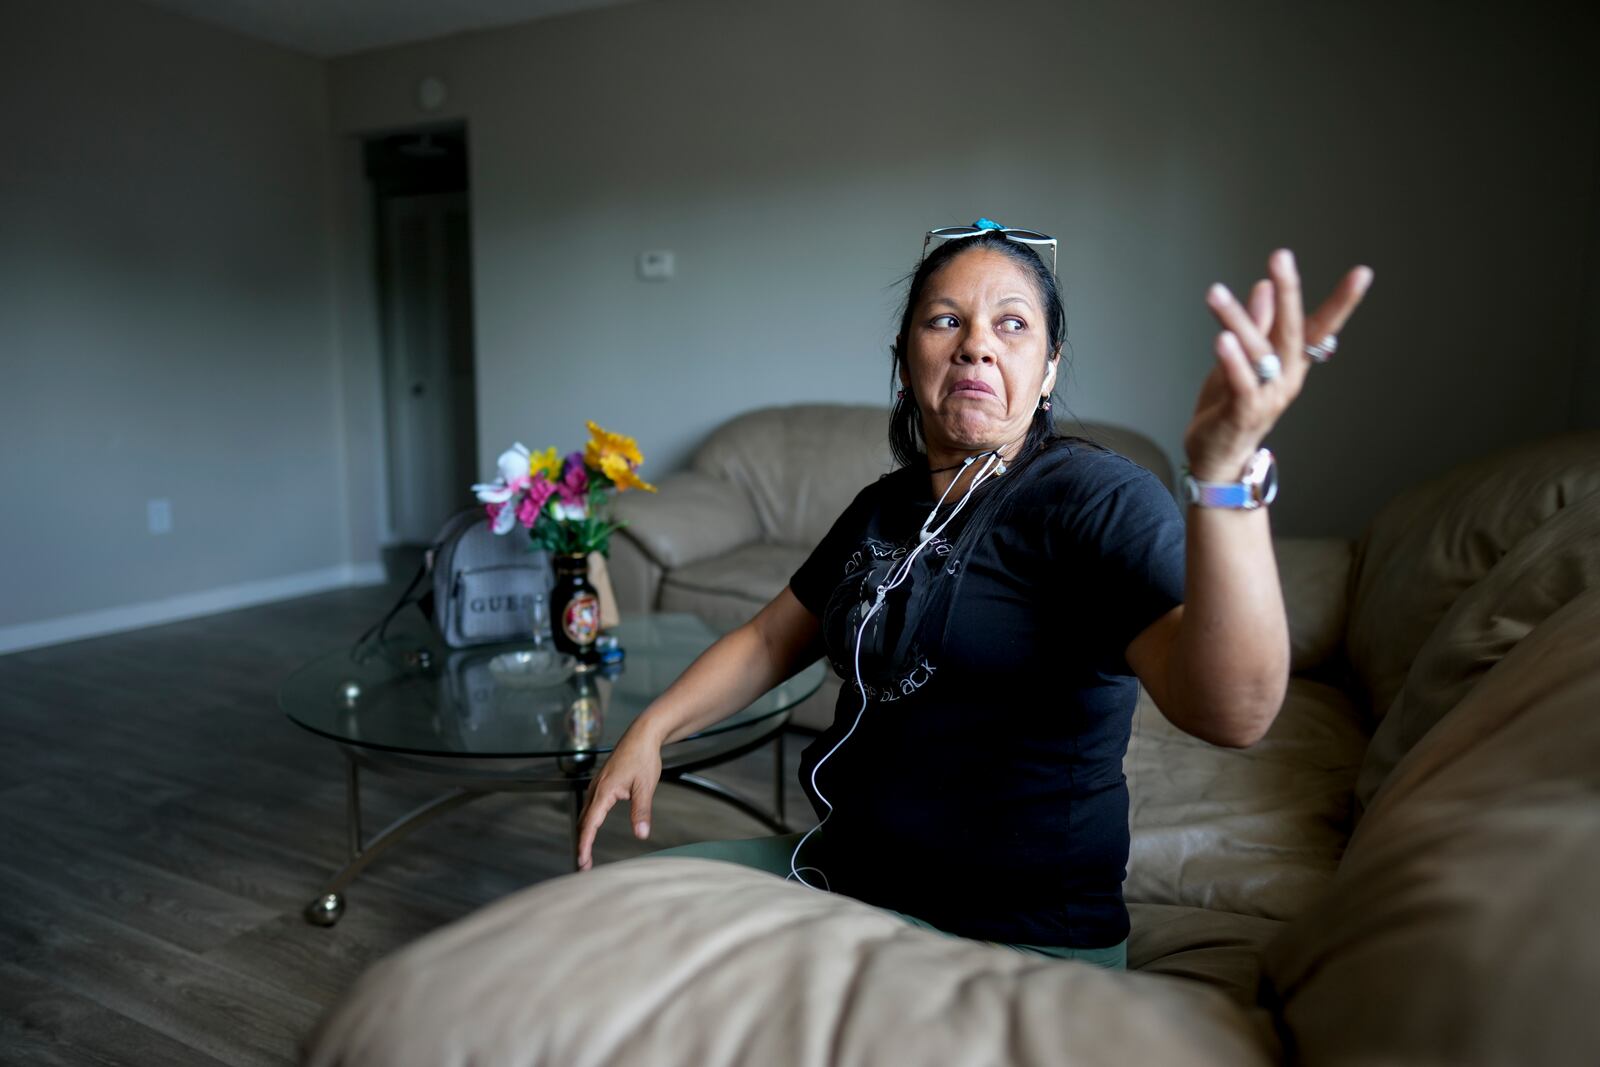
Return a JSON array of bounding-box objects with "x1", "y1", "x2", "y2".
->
[{"x1": 280, "y1": 613, "x2": 824, "y2": 926}]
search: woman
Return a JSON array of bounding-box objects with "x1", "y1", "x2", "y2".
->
[{"x1": 576, "y1": 222, "x2": 1373, "y2": 969}]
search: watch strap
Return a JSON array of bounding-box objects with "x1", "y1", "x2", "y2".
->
[
  {"x1": 1185, "y1": 479, "x2": 1254, "y2": 509},
  {"x1": 1182, "y1": 447, "x2": 1277, "y2": 511}
]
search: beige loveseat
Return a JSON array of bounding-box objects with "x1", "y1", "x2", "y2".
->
[
  {"x1": 605, "y1": 404, "x2": 1175, "y2": 729},
  {"x1": 308, "y1": 429, "x2": 1600, "y2": 1067}
]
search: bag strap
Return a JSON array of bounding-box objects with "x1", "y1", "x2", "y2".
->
[
  {"x1": 350, "y1": 517, "x2": 466, "y2": 659},
  {"x1": 350, "y1": 559, "x2": 430, "y2": 660}
]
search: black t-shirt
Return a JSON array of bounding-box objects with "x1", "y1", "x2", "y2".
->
[{"x1": 788, "y1": 440, "x2": 1186, "y2": 948}]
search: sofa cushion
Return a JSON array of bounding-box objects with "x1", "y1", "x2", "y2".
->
[
  {"x1": 307, "y1": 859, "x2": 1279, "y2": 1067},
  {"x1": 1263, "y1": 587, "x2": 1600, "y2": 1067},
  {"x1": 1127, "y1": 902, "x2": 1283, "y2": 1007},
  {"x1": 692, "y1": 405, "x2": 896, "y2": 549},
  {"x1": 1355, "y1": 489, "x2": 1600, "y2": 809},
  {"x1": 1275, "y1": 538, "x2": 1353, "y2": 674},
  {"x1": 658, "y1": 542, "x2": 807, "y2": 634},
  {"x1": 1344, "y1": 430, "x2": 1600, "y2": 722},
  {"x1": 1125, "y1": 679, "x2": 1367, "y2": 922}
]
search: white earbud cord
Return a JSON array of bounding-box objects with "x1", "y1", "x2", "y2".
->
[{"x1": 788, "y1": 451, "x2": 1004, "y2": 889}]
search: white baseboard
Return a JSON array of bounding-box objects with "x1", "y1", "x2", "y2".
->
[{"x1": 0, "y1": 562, "x2": 389, "y2": 655}]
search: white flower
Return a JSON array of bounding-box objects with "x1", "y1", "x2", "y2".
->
[
  {"x1": 471, "y1": 442, "x2": 533, "y2": 535},
  {"x1": 473, "y1": 442, "x2": 535, "y2": 503},
  {"x1": 496, "y1": 443, "x2": 531, "y2": 484},
  {"x1": 473, "y1": 481, "x2": 513, "y2": 504},
  {"x1": 549, "y1": 502, "x2": 588, "y2": 522}
]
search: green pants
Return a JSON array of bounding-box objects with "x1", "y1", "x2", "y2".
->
[{"x1": 649, "y1": 832, "x2": 1127, "y2": 971}]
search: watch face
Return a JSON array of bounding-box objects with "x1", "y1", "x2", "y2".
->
[
  {"x1": 1258, "y1": 462, "x2": 1279, "y2": 505},
  {"x1": 1248, "y1": 449, "x2": 1279, "y2": 506}
]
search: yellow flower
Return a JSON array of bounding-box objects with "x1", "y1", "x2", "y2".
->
[
  {"x1": 600, "y1": 452, "x2": 657, "y2": 493},
  {"x1": 527, "y1": 446, "x2": 561, "y2": 481},
  {"x1": 585, "y1": 421, "x2": 644, "y2": 469}
]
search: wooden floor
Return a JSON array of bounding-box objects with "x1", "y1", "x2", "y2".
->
[{"x1": 0, "y1": 581, "x2": 816, "y2": 1066}]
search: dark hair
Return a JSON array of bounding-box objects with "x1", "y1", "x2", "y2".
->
[{"x1": 888, "y1": 230, "x2": 1069, "y2": 470}]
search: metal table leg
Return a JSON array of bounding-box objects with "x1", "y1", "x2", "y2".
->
[
  {"x1": 570, "y1": 782, "x2": 584, "y2": 870},
  {"x1": 772, "y1": 729, "x2": 786, "y2": 823},
  {"x1": 303, "y1": 761, "x2": 484, "y2": 926},
  {"x1": 671, "y1": 773, "x2": 792, "y2": 835},
  {"x1": 345, "y1": 754, "x2": 362, "y2": 859}
]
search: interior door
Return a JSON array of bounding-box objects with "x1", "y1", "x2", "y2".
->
[{"x1": 379, "y1": 192, "x2": 476, "y2": 544}]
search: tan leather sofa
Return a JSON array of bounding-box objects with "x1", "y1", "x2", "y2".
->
[
  {"x1": 604, "y1": 404, "x2": 1175, "y2": 729},
  {"x1": 307, "y1": 429, "x2": 1600, "y2": 1067}
]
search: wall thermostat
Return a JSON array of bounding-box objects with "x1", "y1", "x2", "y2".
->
[{"x1": 638, "y1": 250, "x2": 675, "y2": 281}]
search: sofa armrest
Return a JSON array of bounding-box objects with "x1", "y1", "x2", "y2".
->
[
  {"x1": 606, "y1": 536, "x2": 665, "y2": 614},
  {"x1": 612, "y1": 471, "x2": 763, "y2": 570},
  {"x1": 1276, "y1": 537, "x2": 1354, "y2": 673}
]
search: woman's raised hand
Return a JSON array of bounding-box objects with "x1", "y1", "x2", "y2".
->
[
  {"x1": 1183, "y1": 249, "x2": 1373, "y2": 481},
  {"x1": 575, "y1": 725, "x2": 663, "y2": 870}
]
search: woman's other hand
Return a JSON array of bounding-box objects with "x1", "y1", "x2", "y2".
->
[
  {"x1": 1184, "y1": 249, "x2": 1373, "y2": 480},
  {"x1": 575, "y1": 724, "x2": 663, "y2": 870},
  {"x1": 571, "y1": 587, "x2": 821, "y2": 871}
]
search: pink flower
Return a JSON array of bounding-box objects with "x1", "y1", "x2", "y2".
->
[
  {"x1": 557, "y1": 452, "x2": 589, "y2": 507},
  {"x1": 485, "y1": 500, "x2": 515, "y2": 535},
  {"x1": 517, "y1": 474, "x2": 556, "y2": 527}
]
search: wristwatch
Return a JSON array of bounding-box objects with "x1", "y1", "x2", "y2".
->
[{"x1": 1182, "y1": 448, "x2": 1278, "y2": 510}]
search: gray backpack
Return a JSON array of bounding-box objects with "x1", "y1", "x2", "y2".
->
[
  {"x1": 429, "y1": 509, "x2": 555, "y2": 647},
  {"x1": 360, "y1": 508, "x2": 554, "y2": 651}
]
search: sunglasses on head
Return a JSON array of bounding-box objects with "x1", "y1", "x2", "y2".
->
[{"x1": 922, "y1": 219, "x2": 1058, "y2": 275}]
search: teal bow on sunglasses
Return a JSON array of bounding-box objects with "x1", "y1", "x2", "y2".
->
[{"x1": 922, "y1": 219, "x2": 1058, "y2": 274}]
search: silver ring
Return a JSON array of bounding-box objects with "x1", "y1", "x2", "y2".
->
[
  {"x1": 1304, "y1": 335, "x2": 1339, "y2": 363},
  {"x1": 1254, "y1": 352, "x2": 1282, "y2": 382}
]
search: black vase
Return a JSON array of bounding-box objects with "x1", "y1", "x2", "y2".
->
[{"x1": 550, "y1": 554, "x2": 601, "y2": 662}]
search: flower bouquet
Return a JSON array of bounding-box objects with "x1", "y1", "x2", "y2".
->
[
  {"x1": 472, "y1": 421, "x2": 656, "y2": 555},
  {"x1": 471, "y1": 422, "x2": 655, "y2": 659}
]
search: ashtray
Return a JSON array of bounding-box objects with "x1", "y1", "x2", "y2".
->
[{"x1": 487, "y1": 648, "x2": 575, "y2": 688}]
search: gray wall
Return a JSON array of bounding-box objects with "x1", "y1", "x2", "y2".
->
[
  {"x1": 330, "y1": 0, "x2": 1600, "y2": 537},
  {"x1": 0, "y1": 0, "x2": 350, "y2": 631},
  {"x1": 3, "y1": 0, "x2": 1596, "y2": 641}
]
